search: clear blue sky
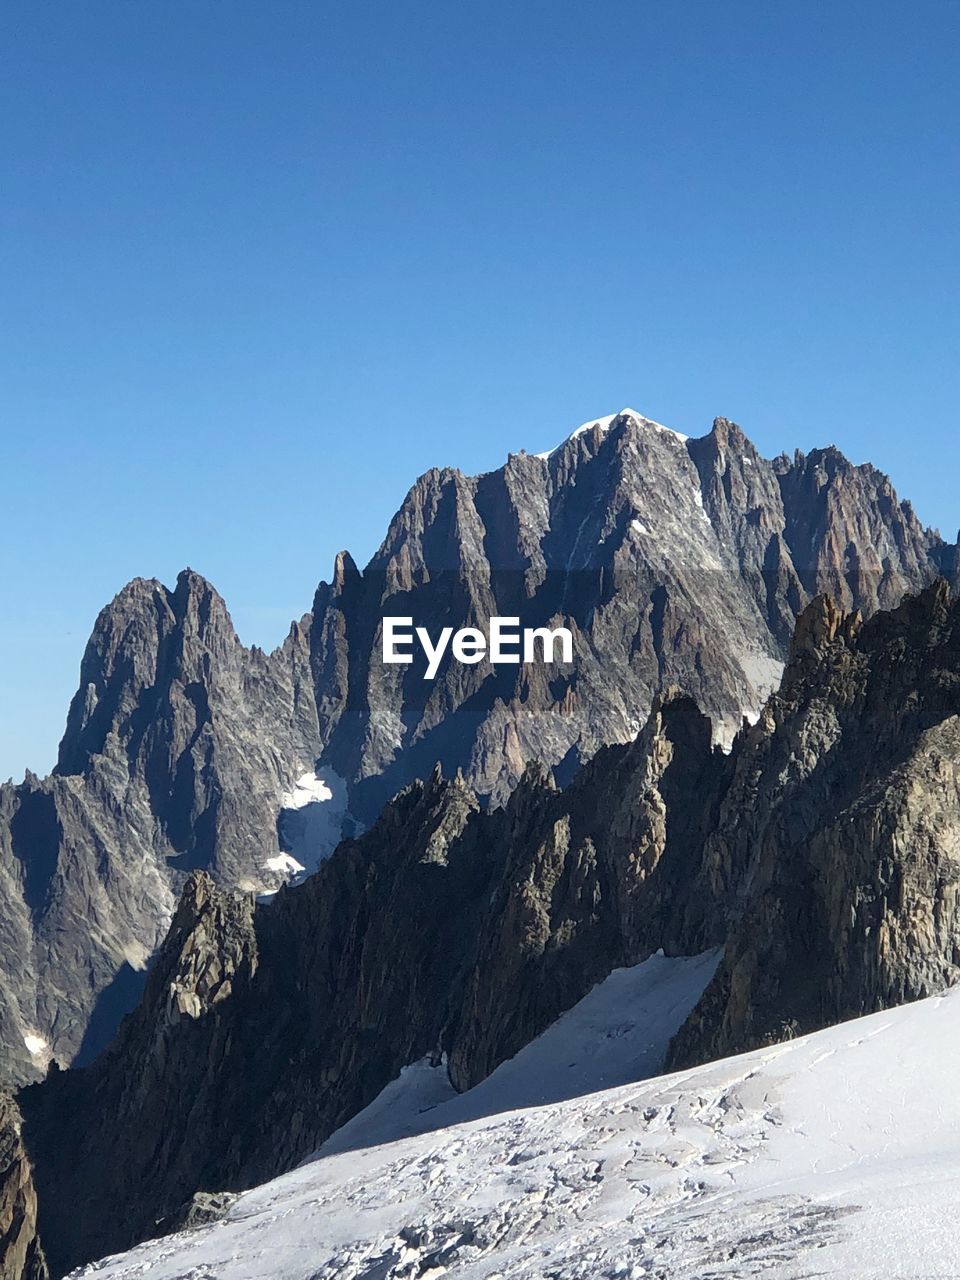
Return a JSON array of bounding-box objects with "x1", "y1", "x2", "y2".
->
[{"x1": 2, "y1": 1, "x2": 959, "y2": 780}]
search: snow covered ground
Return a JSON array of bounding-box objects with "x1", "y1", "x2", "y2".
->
[
  {"x1": 72, "y1": 958, "x2": 960, "y2": 1280},
  {"x1": 315, "y1": 949, "x2": 721, "y2": 1159}
]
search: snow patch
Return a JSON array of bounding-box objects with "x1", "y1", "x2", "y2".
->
[
  {"x1": 276, "y1": 768, "x2": 350, "y2": 879},
  {"x1": 691, "y1": 486, "x2": 712, "y2": 524},
  {"x1": 23, "y1": 1032, "x2": 46, "y2": 1057},
  {"x1": 281, "y1": 773, "x2": 336, "y2": 810},
  {"x1": 630, "y1": 518, "x2": 649, "y2": 535},
  {"x1": 739, "y1": 650, "x2": 786, "y2": 715},
  {"x1": 264, "y1": 852, "x2": 306, "y2": 877},
  {"x1": 312, "y1": 949, "x2": 720, "y2": 1160}
]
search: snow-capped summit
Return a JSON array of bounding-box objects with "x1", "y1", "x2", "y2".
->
[
  {"x1": 535, "y1": 407, "x2": 690, "y2": 459},
  {"x1": 591, "y1": 407, "x2": 690, "y2": 444}
]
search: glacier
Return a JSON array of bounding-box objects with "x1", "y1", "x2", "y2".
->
[{"x1": 70, "y1": 958, "x2": 960, "y2": 1279}]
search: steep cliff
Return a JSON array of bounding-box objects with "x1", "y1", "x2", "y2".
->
[
  {"x1": 669, "y1": 580, "x2": 960, "y2": 1067},
  {"x1": 0, "y1": 571, "x2": 320, "y2": 1084}
]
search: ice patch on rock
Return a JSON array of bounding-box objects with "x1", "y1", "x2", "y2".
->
[
  {"x1": 739, "y1": 650, "x2": 787, "y2": 712},
  {"x1": 692, "y1": 486, "x2": 712, "y2": 524},
  {"x1": 23, "y1": 1030, "x2": 51, "y2": 1070},
  {"x1": 282, "y1": 774, "x2": 336, "y2": 810},
  {"x1": 277, "y1": 768, "x2": 349, "y2": 878},
  {"x1": 265, "y1": 852, "x2": 306, "y2": 877},
  {"x1": 712, "y1": 651, "x2": 786, "y2": 749}
]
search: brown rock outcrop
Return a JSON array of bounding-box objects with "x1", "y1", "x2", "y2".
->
[{"x1": 0, "y1": 1096, "x2": 46, "y2": 1280}]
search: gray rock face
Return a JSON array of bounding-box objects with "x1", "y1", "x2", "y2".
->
[
  {"x1": 0, "y1": 412, "x2": 952, "y2": 1090},
  {"x1": 0, "y1": 571, "x2": 319, "y2": 1085},
  {"x1": 21, "y1": 873, "x2": 259, "y2": 1275},
  {"x1": 161, "y1": 1191, "x2": 238, "y2": 1234},
  {"x1": 316, "y1": 414, "x2": 952, "y2": 822}
]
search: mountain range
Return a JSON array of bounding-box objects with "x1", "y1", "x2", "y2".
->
[
  {"x1": 0, "y1": 409, "x2": 954, "y2": 1088},
  {"x1": 1, "y1": 408, "x2": 959, "y2": 1278}
]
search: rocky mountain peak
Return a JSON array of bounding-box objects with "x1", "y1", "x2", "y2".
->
[
  {"x1": 56, "y1": 576, "x2": 172, "y2": 775},
  {"x1": 171, "y1": 567, "x2": 238, "y2": 641},
  {"x1": 789, "y1": 592, "x2": 847, "y2": 659},
  {"x1": 706, "y1": 414, "x2": 747, "y2": 449},
  {"x1": 331, "y1": 549, "x2": 361, "y2": 593},
  {"x1": 55, "y1": 567, "x2": 239, "y2": 777}
]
